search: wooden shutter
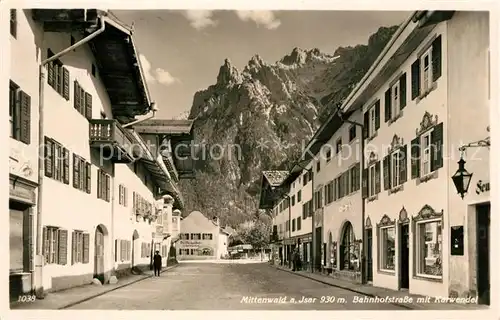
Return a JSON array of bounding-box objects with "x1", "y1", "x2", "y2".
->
[
  {"x1": 400, "y1": 73, "x2": 407, "y2": 109},
  {"x1": 47, "y1": 61, "x2": 54, "y2": 87},
  {"x1": 83, "y1": 233, "x2": 90, "y2": 264},
  {"x1": 384, "y1": 88, "x2": 391, "y2": 122},
  {"x1": 19, "y1": 91, "x2": 31, "y2": 144},
  {"x1": 432, "y1": 35, "x2": 442, "y2": 82},
  {"x1": 374, "y1": 100, "x2": 380, "y2": 130},
  {"x1": 74, "y1": 81, "x2": 80, "y2": 111},
  {"x1": 124, "y1": 187, "x2": 127, "y2": 207},
  {"x1": 375, "y1": 161, "x2": 381, "y2": 194},
  {"x1": 42, "y1": 227, "x2": 49, "y2": 264},
  {"x1": 363, "y1": 112, "x2": 369, "y2": 139},
  {"x1": 63, "y1": 67, "x2": 70, "y2": 100},
  {"x1": 400, "y1": 145, "x2": 408, "y2": 184},
  {"x1": 355, "y1": 162, "x2": 361, "y2": 191},
  {"x1": 86, "y1": 162, "x2": 91, "y2": 193},
  {"x1": 58, "y1": 229, "x2": 68, "y2": 265},
  {"x1": 411, "y1": 59, "x2": 421, "y2": 100},
  {"x1": 97, "y1": 170, "x2": 101, "y2": 199},
  {"x1": 383, "y1": 155, "x2": 391, "y2": 190},
  {"x1": 431, "y1": 122, "x2": 444, "y2": 171},
  {"x1": 411, "y1": 137, "x2": 421, "y2": 179},
  {"x1": 44, "y1": 137, "x2": 53, "y2": 178},
  {"x1": 115, "y1": 239, "x2": 119, "y2": 262},
  {"x1": 63, "y1": 148, "x2": 70, "y2": 184},
  {"x1": 105, "y1": 174, "x2": 110, "y2": 202},
  {"x1": 85, "y1": 92, "x2": 92, "y2": 120},
  {"x1": 73, "y1": 154, "x2": 79, "y2": 188},
  {"x1": 122, "y1": 240, "x2": 127, "y2": 261},
  {"x1": 79, "y1": 87, "x2": 85, "y2": 114},
  {"x1": 71, "y1": 231, "x2": 76, "y2": 265},
  {"x1": 127, "y1": 241, "x2": 131, "y2": 260}
]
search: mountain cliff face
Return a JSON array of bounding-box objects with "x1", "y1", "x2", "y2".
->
[{"x1": 179, "y1": 26, "x2": 398, "y2": 227}]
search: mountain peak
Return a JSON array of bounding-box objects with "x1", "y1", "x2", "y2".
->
[
  {"x1": 216, "y1": 58, "x2": 242, "y2": 86},
  {"x1": 279, "y1": 47, "x2": 335, "y2": 66}
]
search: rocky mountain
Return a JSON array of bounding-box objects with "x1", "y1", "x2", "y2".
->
[{"x1": 178, "y1": 26, "x2": 399, "y2": 227}]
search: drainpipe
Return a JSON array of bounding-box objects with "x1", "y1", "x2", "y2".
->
[
  {"x1": 121, "y1": 102, "x2": 158, "y2": 128},
  {"x1": 35, "y1": 16, "x2": 106, "y2": 298}
]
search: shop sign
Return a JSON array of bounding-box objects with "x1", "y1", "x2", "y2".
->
[
  {"x1": 179, "y1": 240, "x2": 202, "y2": 249},
  {"x1": 476, "y1": 180, "x2": 490, "y2": 195}
]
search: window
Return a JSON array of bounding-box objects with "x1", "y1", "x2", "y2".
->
[
  {"x1": 369, "y1": 107, "x2": 376, "y2": 137},
  {"x1": 391, "y1": 151, "x2": 401, "y2": 187},
  {"x1": 73, "y1": 154, "x2": 91, "y2": 193},
  {"x1": 118, "y1": 184, "x2": 128, "y2": 206},
  {"x1": 180, "y1": 233, "x2": 189, "y2": 240},
  {"x1": 368, "y1": 164, "x2": 376, "y2": 197},
  {"x1": 97, "y1": 169, "x2": 110, "y2": 202},
  {"x1": 391, "y1": 82, "x2": 400, "y2": 118},
  {"x1": 379, "y1": 227, "x2": 396, "y2": 271},
  {"x1": 291, "y1": 195, "x2": 295, "y2": 206},
  {"x1": 314, "y1": 189, "x2": 323, "y2": 210},
  {"x1": 74, "y1": 81, "x2": 92, "y2": 119},
  {"x1": 325, "y1": 181, "x2": 334, "y2": 204},
  {"x1": 416, "y1": 220, "x2": 442, "y2": 278},
  {"x1": 297, "y1": 217, "x2": 301, "y2": 230},
  {"x1": 303, "y1": 172, "x2": 308, "y2": 186},
  {"x1": 335, "y1": 138, "x2": 342, "y2": 154},
  {"x1": 297, "y1": 190, "x2": 302, "y2": 202},
  {"x1": 421, "y1": 131, "x2": 432, "y2": 176},
  {"x1": 308, "y1": 200, "x2": 314, "y2": 218},
  {"x1": 91, "y1": 63, "x2": 97, "y2": 77},
  {"x1": 72, "y1": 231, "x2": 86, "y2": 264},
  {"x1": 9, "y1": 209, "x2": 24, "y2": 272},
  {"x1": 44, "y1": 137, "x2": 70, "y2": 184},
  {"x1": 292, "y1": 219, "x2": 296, "y2": 232},
  {"x1": 411, "y1": 36, "x2": 442, "y2": 100},
  {"x1": 349, "y1": 125, "x2": 356, "y2": 142},
  {"x1": 340, "y1": 222, "x2": 358, "y2": 271},
  {"x1": 191, "y1": 233, "x2": 201, "y2": 240},
  {"x1": 350, "y1": 163, "x2": 360, "y2": 193},
  {"x1": 47, "y1": 49, "x2": 70, "y2": 100},
  {"x1": 316, "y1": 161, "x2": 321, "y2": 172},
  {"x1": 9, "y1": 81, "x2": 31, "y2": 144},
  {"x1": 202, "y1": 233, "x2": 213, "y2": 240},
  {"x1": 326, "y1": 148, "x2": 332, "y2": 162},
  {"x1": 43, "y1": 226, "x2": 68, "y2": 265},
  {"x1": 421, "y1": 48, "x2": 432, "y2": 93},
  {"x1": 179, "y1": 249, "x2": 190, "y2": 255},
  {"x1": 10, "y1": 9, "x2": 17, "y2": 38}
]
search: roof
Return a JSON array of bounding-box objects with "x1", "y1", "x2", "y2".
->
[
  {"x1": 172, "y1": 209, "x2": 182, "y2": 216},
  {"x1": 134, "y1": 119, "x2": 194, "y2": 135},
  {"x1": 262, "y1": 171, "x2": 289, "y2": 187}
]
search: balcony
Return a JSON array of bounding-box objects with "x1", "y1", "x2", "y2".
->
[{"x1": 89, "y1": 119, "x2": 138, "y2": 163}]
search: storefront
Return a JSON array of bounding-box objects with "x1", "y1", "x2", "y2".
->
[
  {"x1": 9, "y1": 174, "x2": 37, "y2": 301},
  {"x1": 177, "y1": 211, "x2": 222, "y2": 260}
]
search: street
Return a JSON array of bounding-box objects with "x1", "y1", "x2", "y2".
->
[{"x1": 67, "y1": 262, "x2": 406, "y2": 310}]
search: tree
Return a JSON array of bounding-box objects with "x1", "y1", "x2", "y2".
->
[{"x1": 242, "y1": 221, "x2": 270, "y2": 251}]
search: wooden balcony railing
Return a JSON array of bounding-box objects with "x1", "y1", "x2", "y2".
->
[{"x1": 89, "y1": 119, "x2": 138, "y2": 163}]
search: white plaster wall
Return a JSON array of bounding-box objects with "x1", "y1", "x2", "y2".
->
[
  {"x1": 363, "y1": 23, "x2": 449, "y2": 296},
  {"x1": 40, "y1": 27, "x2": 116, "y2": 290},
  {"x1": 445, "y1": 11, "x2": 490, "y2": 297}
]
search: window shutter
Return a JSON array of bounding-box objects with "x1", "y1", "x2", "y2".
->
[
  {"x1": 399, "y1": 73, "x2": 407, "y2": 109},
  {"x1": 47, "y1": 62, "x2": 54, "y2": 87},
  {"x1": 72, "y1": 231, "x2": 76, "y2": 265},
  {"x1": 74, "y1": 81, "x2": 80, "y2": 111},
  {"x1": 432, "y1": 35, "x2": 442, "y2": 82},
  {"x1": 124, "y1": 187, "x2": 128, "y2": 207},
  {"x1": 411, "y1": 59, "x2": 421, "y2": 100},
  {"x1": 105, "y1": 174, "x2": 110, "y2": 202},
  {"x1": 122, "y1": 240, "x2": 127, "y2": 261},
  {"x1": 383, "y1": 155, "x2": 391, "y2": 190},
  {"x1": 375, "y1": 161, "x2": 381, "y2": 194},
  {"x1": 374, "y1": 100, "x2": 380, "y2": 130},
  {"x1": 97, "y1": 170, "x2": 101, "y2": 199},
  {"x1": 42, "y1": 227, "x2": 49, "y2": 264},
  {"x1": 431, "y1": 122, "x2": 444, "y2": 171},
  {"x1": 355, "y1": 162, "x2": 361, "y2": 191},
  {"x1": 85, "y1": 92, "x2": 92, "y2": 120},
  {"x1": 411, "y1": 137, "x2": 421, "y2": 179},
  {"x1": 115, "y1": 239, "x2": 119, "y2": 262},
  {"x1": 73, "y1": 154, "x2": 79, "y2": 188},
  {"x1": 23, "y1": 208, "x2": 33, "y2": 272},
  {"x1": 44, "y1": 137, "x2": 53, "y2": 178},
  {"x1": 127, "y1": 241, "x2": 131, "y2": 260},
  {"x1": 58, "y1": 229, "x2": 68, "y2": 265},
  {"x1": 400, "y1": 145, "x2": 408, "y2": 184},
  {"x1": 86, "y1": 162, "x2": 91, "y2": 193},
  {"x1": 384, "y1": 88, "x2": 391, "y2": 122},
  {"x1": 63, "y1": 67, "x2": 70, "y2": 100},
  {"x1": 63, "y1": 148, "x2": 70, "y2": 184},
  {"x1": 362, "y1": 168, "x2": 368, "y2": 199},
  {"x1": 363, "y1": 111, "x2": 369, "y2": 139},
  {"x1": 83, "y1": 233, "x2": 90, "y2": 264},
  {"x1": 19, "y1": 91, "x2": 31, "y2": 144}
]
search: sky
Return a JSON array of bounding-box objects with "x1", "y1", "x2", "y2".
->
[{"x1": 113, "y1": 10, "x2": 410, "y2": 119}]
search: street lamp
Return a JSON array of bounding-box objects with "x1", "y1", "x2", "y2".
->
[{"x1": 451, "y1": 157, "x2": 473, "y2": 199}]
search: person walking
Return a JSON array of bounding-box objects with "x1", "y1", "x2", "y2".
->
[{"x1": 153, "y1": 250, "x2": 162, "y2": 276}]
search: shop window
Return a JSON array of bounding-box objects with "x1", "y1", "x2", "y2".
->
[
  {"x1": 339, "y1": 222, "x2": 358, "y2": 271},
  {"x1": 415, "y1": 218, "x2": 443, "y2": 278},
  {"x1": 379, "y1": 226, "x2": 396, "y2": 271},
  {"x1": 9, "y1": 209, "x2": 24, "y2": 273}
]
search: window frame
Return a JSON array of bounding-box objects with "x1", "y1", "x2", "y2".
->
[
  {"x1": 391, "y1": 150, "x2": 402, "y2": 188},
  {"x1": 391, "y1": 81, "x2": 401, "y2": 119},
  {"x1": 349, "y1": 125, "x2": 356, "y2": 142},
  {"x1": 336, "y1": 138, "x2": 342, "y2": 154},
  {"x1": 420, "y1": 47, "x2": 433, "y2": 94},
  {"x1": 191, "y1": 233, "x2": 201, "y2": 240},
  {"x1": 415, "y1": 218, "x2": 443, "y2": 279},
  {"x1": 379, "y1": 226, "x2": 396, "y2": 272},
  {"x1": 368, "y1": 164, "x2": 377, "y2": 197},
  {"x1": 9, "y1": 81, "x2": 20, "y2": 140},
  {"x1": 202, "y1": 233, "x2": 213, "y2": 240},
  {"x1": 368, "y1": 106, "x2": 377, "y2": 137},
  {"x1": 420, "y1": 129, "x2": 433, "y2": 177}
]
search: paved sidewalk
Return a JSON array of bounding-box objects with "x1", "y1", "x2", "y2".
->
[
  {"x1": 11, "y1": 264, "x2": 179, "y2": 310},
  {"x1": 272, "y1": 265, "x2": 488, "y2": 310}
]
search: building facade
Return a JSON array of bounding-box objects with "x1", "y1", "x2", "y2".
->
[{"x1": 7, "y1": 9, "x2": 191, "y2": 298}]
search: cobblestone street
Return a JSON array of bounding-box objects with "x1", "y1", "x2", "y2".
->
[{"x1": 66, "y1": 262, "x2": 406, "y2": 310}]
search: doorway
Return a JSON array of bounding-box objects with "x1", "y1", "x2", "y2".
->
[
  {"x1": 315, "y1": 227, "x2": 322, "y2": 271},
  {"x1": 366, "y1": 228, "x2": 373, "y2": 282},
  {"x1": 476, "y1": 203, "x2": 490, "y2": 305},
  {"x1": 94, "y1": 226, "x2": 105, "y2": 283},
  {"x1": 399, "y1": 224, "x2": 410, "y2": 289}
]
